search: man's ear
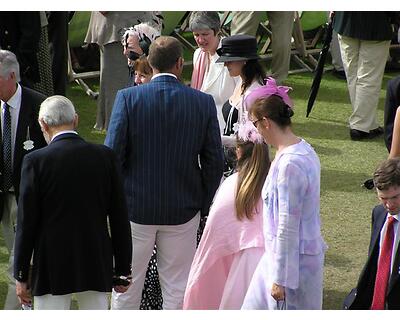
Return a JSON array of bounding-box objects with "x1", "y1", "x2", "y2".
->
[
  {"x1": 176, "y1": 57, "x2": 184, "y2": 70},
  {"x1": 38, "y1": 119, "x2": 49, "y2": 133},
  {"x1": 73, "y1": 114, "x2": 79, "y2": 129}
]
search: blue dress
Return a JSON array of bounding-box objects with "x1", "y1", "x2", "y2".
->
[{"x1": 242, "y1": 139, "x2": 327, "y2": 309}]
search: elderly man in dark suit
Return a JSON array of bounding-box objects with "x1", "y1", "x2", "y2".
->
[
  {"x1": 0, "y1": 49, "x2": 47, "y2": 309},
  {"x1": 105, "y1": 36, "x2": 224, "y2": 309},
  {"x1": 14, "y1": 95, "x2": 132, "y2": 309},
  {"x1": 344, "y1": 158, "x2": 400, "y2": 309}
]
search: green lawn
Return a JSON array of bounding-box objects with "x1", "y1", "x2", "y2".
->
[{"x1": 1, "y1": 63, "x2": 399, "y2": 309}]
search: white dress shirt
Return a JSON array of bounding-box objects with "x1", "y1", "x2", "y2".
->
[{"x1": 1, "y1": 83, "x2": 22, "y2": 167}]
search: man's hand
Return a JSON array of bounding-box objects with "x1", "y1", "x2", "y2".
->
[
  {"x1": 271, "y1": 283, "x2": 285, "y2": 301},
  {"x1": 112, "y1": 275, "x2": 132, "y2": 293},
  {"x1": 16, "y1": 280, "x2": 32, "y2": 306}
]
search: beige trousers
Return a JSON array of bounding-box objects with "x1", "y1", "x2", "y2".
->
[
  {"x1": 338, "y1": 35, "x2": 390, "y2": 132},
  {"x1": 230, "y1": 11, "x2": 295, "y2": 84},
  {"x1": 111, "y1": 213, "x2": 200, "y2": 310}
]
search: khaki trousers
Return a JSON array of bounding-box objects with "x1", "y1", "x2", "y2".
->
[
  {"x1": 111, "y1": 213, "x2": 200, "y2": 310},
  {"x1": 338, "y1": 35, "x2": 390, "y2": 132},
  {"x1": 230, "y1": 11, "x2": 295, "y2": 84}
]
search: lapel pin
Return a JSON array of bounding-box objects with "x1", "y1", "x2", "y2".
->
[{"x1": 23, "y1": 126, "x2": 34, "y2": 151}]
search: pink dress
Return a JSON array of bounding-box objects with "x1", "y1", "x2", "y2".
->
[{"x1": 183, "y1": 173, "x2": 264, "y2": 309}]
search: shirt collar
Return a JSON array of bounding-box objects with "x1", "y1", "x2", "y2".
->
[
  {"x1": 387, "y1": 213, "x2": 399, "y2": 222},
  {"x1": 151, "y1": 73, "x2": 177, "y2": 80},
  {"x1": 51, "y1": 130, "x2": 78, "y2": 142},
  {"x1": 1, "y1": 83, "x2": 21, "y2": 110}
]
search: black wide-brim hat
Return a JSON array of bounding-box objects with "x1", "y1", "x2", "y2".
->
[{"x1": 216, "y1": 34, "x2": 260, "y2": 63}]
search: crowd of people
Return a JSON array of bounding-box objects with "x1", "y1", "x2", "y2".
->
[{"x1": 0, "y1": 11, "x2": 400, "y2": 310}]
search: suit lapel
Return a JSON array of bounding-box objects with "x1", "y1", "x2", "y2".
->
[
  {"x1": 369, "y1": 207, "x2": 387, "y2": 256},
  {"x1": 13, "y1": 87, "x2": 32, "y2": 173}
]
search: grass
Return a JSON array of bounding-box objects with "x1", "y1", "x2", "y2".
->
[{"x1": 0, "y1": 57, "x2": 399, "y2": 309}]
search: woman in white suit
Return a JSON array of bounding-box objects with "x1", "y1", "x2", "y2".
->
[{"x1": 189, "y1": 11, "x2": 238, "y2": 134}]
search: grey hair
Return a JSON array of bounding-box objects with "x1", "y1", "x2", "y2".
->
[
  {"x1": 39, "y1": 95, "x2": 76, "y2": 127},
  {"x1": 189, "y1": 11, "x2": 220, "y2": 33},
  {"x1": 0, "y1": 50, "x2": 21, "y2": 82}
]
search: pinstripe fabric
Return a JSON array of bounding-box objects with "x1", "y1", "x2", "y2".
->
[{"x1": 105, "y1": 75, "x2": 224, "y2": 225}]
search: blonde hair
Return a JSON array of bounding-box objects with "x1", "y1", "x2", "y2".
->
[{"x1": 235, "y1": 140, "x2": 270, "y2": 220}]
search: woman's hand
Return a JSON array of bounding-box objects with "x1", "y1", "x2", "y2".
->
[{"x1": 271, "y1": 283, "x2": 285, "y2": 301}]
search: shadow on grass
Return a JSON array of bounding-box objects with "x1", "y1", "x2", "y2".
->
[
  {"x1": 312, "y1": 144, "x2": 343, "y2": 156},
  {"x1": 321, "y1": 169, "x2": 372, "y2": 193},
  {"x1": 324, "y1": 251, "x2": 352, "y2": 267},
  {"x1": 294, "y1": 121, "x2": 349, "y2": 141},
  {"x1": 323, "y1": 289, "x2": 348, "y2": 310}
]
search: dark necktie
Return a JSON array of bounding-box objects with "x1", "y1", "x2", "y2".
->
[
  {"x1": 2, "y1": 102, "x2": 12, "y2": 191},
  {"x1": 371, "y1": 216, "x2": 396, "y2": 309}
]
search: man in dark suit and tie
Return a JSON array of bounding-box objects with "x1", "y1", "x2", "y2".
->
[
  {"x1": 344, "y1": 158, "x2": 400, "y2": 309},
  {"x1": 105, "y1": 36, "x2": 224, "y2": 309},
  {"x1": 0, "y1": 49, "x2": 47, "y2": 309},
  {"x1": 14, "y1": 95, "x2": 132, "y2": 309}
]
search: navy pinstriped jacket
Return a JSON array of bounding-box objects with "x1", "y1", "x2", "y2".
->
[{"x1": 105, "y1": 75, "x2": 224, "y2": 225}]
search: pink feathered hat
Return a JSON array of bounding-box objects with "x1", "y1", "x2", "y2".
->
[{"x1": 237, "y1": 77, "x2": 293, "y2": 144}]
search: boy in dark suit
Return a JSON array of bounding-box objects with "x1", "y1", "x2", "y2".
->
[{"x1": 344, "y1": 158, "x2": 400, "y2": 309}]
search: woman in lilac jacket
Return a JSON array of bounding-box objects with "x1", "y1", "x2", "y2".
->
[{"x1": 242, "y1": 81, "x2": 327, "y2": 309}]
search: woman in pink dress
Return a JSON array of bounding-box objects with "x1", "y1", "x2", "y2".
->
[{"x1": 183, "y1": 95, "x2": 270, "y2": 310}]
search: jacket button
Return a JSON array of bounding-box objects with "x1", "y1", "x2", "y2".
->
[
  {"x1": 4, "y1": 30, "x2": 8, "y2": 35},
  {"x1": 7, "y1": 45, "x2": 11, "y2": 49}
]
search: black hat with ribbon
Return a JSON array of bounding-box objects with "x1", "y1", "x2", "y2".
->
[{"x1": 216, "y1": 34, "x2": 259, "y2": 63}]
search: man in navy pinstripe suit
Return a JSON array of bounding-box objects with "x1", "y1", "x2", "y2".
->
[{"x1": 105, "y1": 36, "x2": 224, "y2": 309}]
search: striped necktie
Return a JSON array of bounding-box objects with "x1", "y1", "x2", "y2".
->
[
  {"x1": 370, "y1": 216, "x2": 396, "y2": 309},
  {"x1": 2, "y1": 102, "x2": 12, "y2": 191}
]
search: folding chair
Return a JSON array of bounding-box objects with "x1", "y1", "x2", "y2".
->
[{"x1": 67, "y1": 11, "x2": 100, "y2": 99}]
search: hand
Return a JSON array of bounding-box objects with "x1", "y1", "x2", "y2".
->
[
  {"x1": 271, "y1": 283, "x2": 285, "y2": 301},
  {"x1": 16, "y1": 280, "x2": 32, "y2": 306},
  {"x1": 112, "y1": 275, "x2": 132, "y2": 293}
]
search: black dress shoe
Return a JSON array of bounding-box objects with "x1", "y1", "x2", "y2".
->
[
  {"x1": 369, "y1": 126, "x2": 384, "y2": 137},
  {"x1": 350, "y1": 129, "x2": 370, "y2": 140},
  {"x1": 350, "y1": 127, "x2": 383, "y2": 140}
]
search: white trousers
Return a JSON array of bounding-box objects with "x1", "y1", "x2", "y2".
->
[
  {"x1": 230, "y1": 11, "x2": 294, "y2": 84},
  {"x1": 338, "y1": 34, "x2": 390, "y2": 132},
  {"x1": 34, "y1": 291, "x2": 108, "y2": 310},
  {"x1": 1, "y1": 194, "x2": 19, "y2": 310},
  {"x1": 111, "y1": 213, "x2": 200, "y2": 310}
]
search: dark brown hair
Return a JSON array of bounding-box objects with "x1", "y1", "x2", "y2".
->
[
  {"x1": 250, "y1": 95, "x2": 294, "y2": 129},
  {"x1": 241, "y1": 59, "x2": 265, "y2": 95},
  {"x1": 148, "y1": 36, "x2": 183, "y2": 72},
  {"x1": 235, "y1": 139, "x2": 270, "y2": 220},
  {"x1": 373, "y1": 158, "x2": 400, "y2": 190}
]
